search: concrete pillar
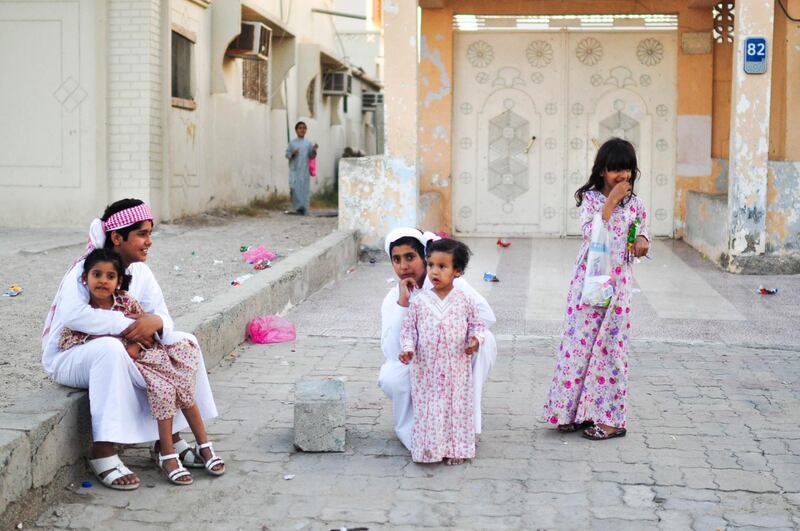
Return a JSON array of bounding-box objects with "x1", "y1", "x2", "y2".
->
[
  {"x1": 725, "y1": 0, "x2": 775, "y2": 271},
  {"x1": 338, "y1": 0, "x2": 418, "y2": 247},
  {"x1": 384, "y1": 0, "x2": 418, "y2": 171}
]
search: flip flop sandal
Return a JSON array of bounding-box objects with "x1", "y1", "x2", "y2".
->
[
  {"x1": 157, "y1": 452, "x2": 193, "y2": 485},
  {"x1": 582, "y1": 426, "x2": 627, "y2": 441},
  {"x1": 88, "y1": 454, "x2": 140, "y2": 491},
  {"x1": 557, "y1": 420, "x2": 594, "y2": 433},
  {"x1": 195, "y1": 441, "x2": 225, "y2": 476}
]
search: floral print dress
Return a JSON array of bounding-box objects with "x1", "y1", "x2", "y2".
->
[
  {"x1": 401, "y1": 288, "x2": 485, "y2": 462},
  {"x1": 542, "y1": 190, "x2": 649, "y2": 429},
  {"x1": 58, "y1": 291, "x2": 200, "y2": 421}
]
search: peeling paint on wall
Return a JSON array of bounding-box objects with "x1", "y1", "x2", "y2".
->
[
  {"x1": 420, "y1": 36, "x2": 451, "y2": 108},
  {"x1": 431, "y1": 173, "x2": 449, "y2": 188},
  {"x1": 383, "y1": 0, "x2": 399, "y2": 15},
  {"x1": 766, "y1": 161, "x2": 800, "y2": 252},
  {"x1": 339, "y1": 155, "x2": 418, "y2": 248}
]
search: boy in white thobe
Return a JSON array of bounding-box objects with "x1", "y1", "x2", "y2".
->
[
  {"x1": 42, "y1": 200, "x2": 218, "y2": 489},
  {"x1": 377, "y1": 228, "x2": 497, "y2": 449}
]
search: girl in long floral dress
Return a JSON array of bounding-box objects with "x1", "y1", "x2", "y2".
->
[
  {"x1": 400, "y1": 238, "x2": 485, "y2": 464},
  {"x1": 59, "y1": 249, "x2": 225, "y2": 484},
  {"x1": 542, "y1": 138, "x2": 650, "y2": 441}
]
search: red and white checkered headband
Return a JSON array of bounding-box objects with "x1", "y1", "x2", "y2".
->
[
  {"x1": 103, "y1": 203, "x2": 153, "y2": 232},
  {"x1": 85, "y1": 203, "x2": 153, "y2": 256}
]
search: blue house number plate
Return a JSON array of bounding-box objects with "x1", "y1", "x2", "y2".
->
[{"x1": 744, "y1": 37, "x2": 768, "y2": 74}]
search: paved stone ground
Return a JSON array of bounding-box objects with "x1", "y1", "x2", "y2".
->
[
  {"x1": 27, "y1": 237, "x2": 800, "y2": 530},
  {"x1": 33, "y1": 329, "x2": 800, "y2": 528}
]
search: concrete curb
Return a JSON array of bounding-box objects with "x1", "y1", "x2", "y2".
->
[{"x1": 0, "y1": 230, "x2": 358, "y2": 519}]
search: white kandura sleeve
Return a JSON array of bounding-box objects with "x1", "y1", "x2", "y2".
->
[
  {"x1": 59, "y1": 262, "x2": 134, "y2": 334},
  {"x1": 454, "y1": 277, "x2": 496, "y2": 329},
  {"x1": 380, "y1": 286, "x2": 408, "y2": 361},
  {"x1": 128, "y1": 263, "x2": 175, "y2": 339}
]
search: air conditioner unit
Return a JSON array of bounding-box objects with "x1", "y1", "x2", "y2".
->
[
  {"x1": 362, "y1": 92, "x2": 383, "y2": 111},
  {"x1": 322, "y1": 71, "x2": 352, "y2": 96},
  {"x1": 227, "y1": 22, "x2": 271, "y2": 61}
]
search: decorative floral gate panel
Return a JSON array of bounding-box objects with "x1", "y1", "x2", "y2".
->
[{"x1": 452, "y1": 30, "x2": 677, "y2": 237}]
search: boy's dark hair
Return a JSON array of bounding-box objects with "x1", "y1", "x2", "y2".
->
[
  {"x1": 295, "y1": 121, "x2": 307, "y2": 131},
  {"x1": 101, "y1": 198, "x2": 150, "y2": 249},
  {"x1": 426, "y1": 238, "x2": 471, "y2": 272},
  {"x1": 575, "y1": 137, "x2": 639, "y2": 207},
  {"x1": 389, "y1": 236, "x2": 425, "y2": 261},
  {"x1": 83, "y1": 248, "x2": 132, "y2": 291}
]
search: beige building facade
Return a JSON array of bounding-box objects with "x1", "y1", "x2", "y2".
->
[
  {"x1": 0, "y1": 0, "x2": 383, "y2": 227},
  {"x1": 341, "y1": 0, "x2": 800, "y2": 273}
]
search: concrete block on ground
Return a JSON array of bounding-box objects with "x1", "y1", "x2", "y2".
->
[
  {"x1": 0, "y1": 429, "x2": 32, "y2": 516},
  {"x1": 294, "y1": 379, "x2": 346, "y2": 452}
]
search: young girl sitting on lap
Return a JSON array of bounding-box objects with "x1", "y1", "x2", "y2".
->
[
  {"x1": 400, "y1": 238, "x2": 484, "y2": 465},
  {"x1": 58, "y1": 249, "x2": 225, "y2": 485}
]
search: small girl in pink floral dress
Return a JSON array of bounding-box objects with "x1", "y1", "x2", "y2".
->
[
  {"x1": 59, "y1": 249, "x2": 222, "y2": 485},
  {"x1": 400, "y1": 238, "x2": 485, "y2": 465},
  {"x1": 542, "y1": 138, "x2": 650, "y2": 441}
]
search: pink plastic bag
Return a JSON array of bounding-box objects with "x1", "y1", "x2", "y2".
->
[
  {"x1": 242, "y1": 245, "x2": 277, "y2": 264},
  {"x1": 308, "y1": 157, "x2": 316, "y2": 177},
  {"x1": 248, "y1": 315, "x2": 296, "y2": 344}
]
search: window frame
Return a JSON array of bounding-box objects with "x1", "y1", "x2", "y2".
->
[{"x1": 171, "y1": 24, "x2": 197, "y2": 110}]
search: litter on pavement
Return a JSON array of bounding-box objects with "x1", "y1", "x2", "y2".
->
[
  {"x1": 3, "y1": 284, "x2": 22, "y2": 297},
  {"x1": 248, "y1": 315, "x2": 296, "y2": 344},
  {"x1": 483, "y1": 272, "x2": 500, "y2": 282},
  {"x1": 253, "y1": 260, "x2": 271, "y2": 270},
  {"x1": 231, "y1": 274, "x2": 253, "y2": 286},
  {"x1": 242, "y1": 245, "x2": 277, "y2": 264}
]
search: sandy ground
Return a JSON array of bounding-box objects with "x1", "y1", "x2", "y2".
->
[{"x1": 0, "y1": 211, "x2": 337, "y2": 408}]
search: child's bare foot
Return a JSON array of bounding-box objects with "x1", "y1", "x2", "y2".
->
[{"x1": 444, "y1": 457, "x2": 465, "y2": 466}]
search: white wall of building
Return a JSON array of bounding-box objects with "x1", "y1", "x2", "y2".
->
[
  {"x1": 0, "y1": 0, "x2": 380, "y2": 227},
  {"x1": 0, "y1": 0, "x2": 106, "y2": 227}
]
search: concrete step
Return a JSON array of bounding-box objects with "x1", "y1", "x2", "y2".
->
[{"x1": 0, "y1": 230, "x2": 358, "y2": 521}]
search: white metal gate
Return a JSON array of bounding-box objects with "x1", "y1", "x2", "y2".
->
[{"x1": 452, "y1": 29, "x2": 677, "y2": 236}]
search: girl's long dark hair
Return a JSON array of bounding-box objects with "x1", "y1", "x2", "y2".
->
[
  {"x1": 575, "y1": 137, "x2": 639, "y2": 207},
  {"x1": 83, "y1": 248, "x2": 132, "y2": 291}
]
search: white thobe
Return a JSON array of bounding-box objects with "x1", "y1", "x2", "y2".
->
[
  {"x1": 378, "y1": 277, "x2": 497, "y2": 449},
  {"x1": 42, "y1": 260, "x2": 218, "y2": 444}
]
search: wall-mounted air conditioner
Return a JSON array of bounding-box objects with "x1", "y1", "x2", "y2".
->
[
  {"x1": 227, "y1": 22, "x2": 271, "y2": 61},
  {"x1": 322, "y1": 71, "x2": 352, "y2": 96},
  {"x1": 362, "y1": 92, "x2": 383, "y2": 111}
]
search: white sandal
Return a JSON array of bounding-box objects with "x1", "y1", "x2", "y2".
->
[
  {"x1": 173, "y1": 438, "x2": 204, "y2": 468},
  {"x1": 195, "y1": 442, "x2": 225, "y2": 476},
  {"x1": 157, "y1": 452, "x2": 193, "y2": 485},
  {"x1": 88, "y1": 455, "x2": 140, "y2": 491}
]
